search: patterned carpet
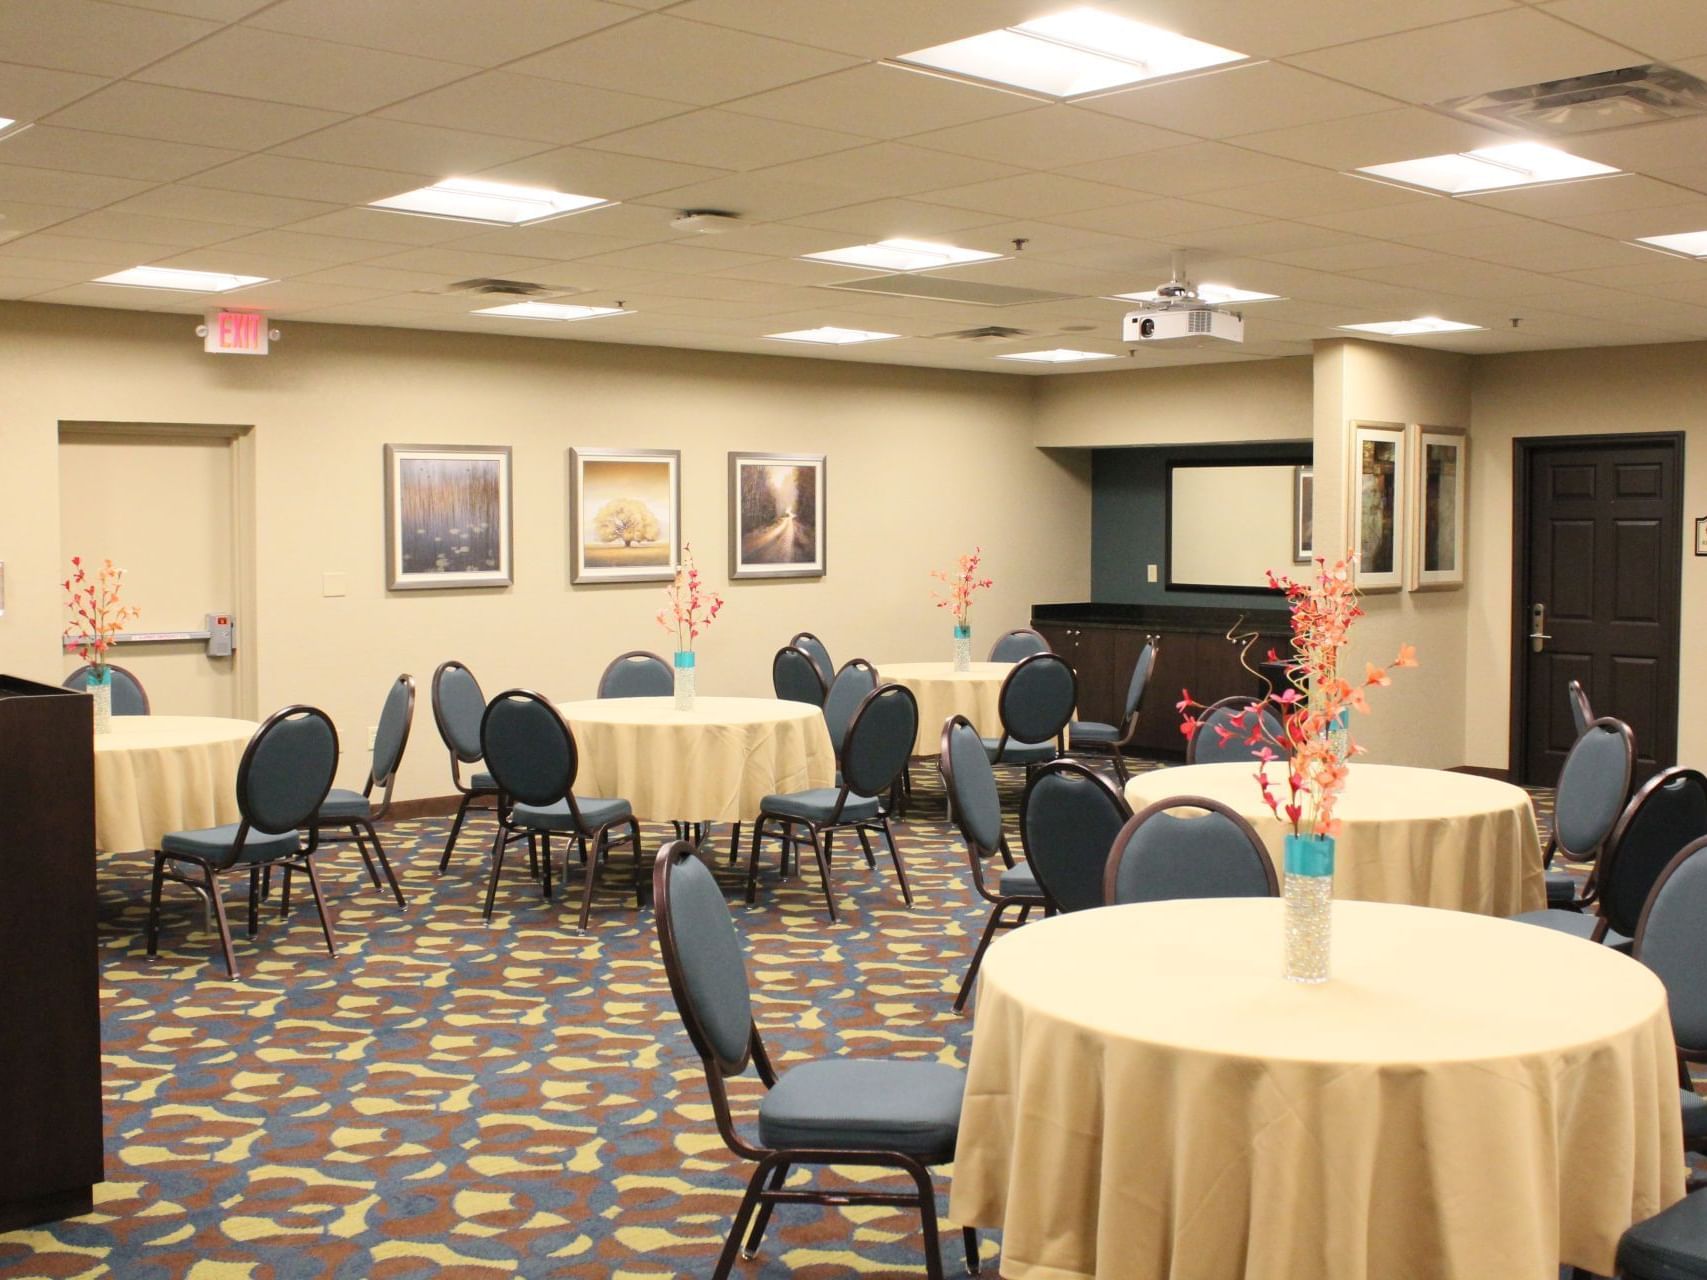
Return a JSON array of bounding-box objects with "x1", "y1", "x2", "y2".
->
[{"x1": 0, "y1": 764, "x2": 1576, "y2": 1279}]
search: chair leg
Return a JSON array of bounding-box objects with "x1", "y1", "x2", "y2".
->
[
  {"x1": 955, "y1": 902, "x2": 1009, "y2": 1013},
  {"x1": 963, "y1": 1225, "x2": 980, "y2": 1275},
  {"x1": 301, "y1": 858, "x2": 338, "y2": 957},
  {"x1": 807, "y1": 826, "x2": 838, "y2": 923},
  {"x1": 741, "y1": 1160, "x2": 790, "y2": 1259},
  {"x1": 439, "y1": 792, "x2": 477, "y2": 874},
  {"x1": 279, "y1": 864, "x2": 293, "y2": 918},
  {"x1": 629, "y1": 819, "x2": 646, "y2": 908},
  {"x1": 729, "y1": 821, "x2": 742, "y2": 865},
  {"x1": 146, "y1": 851, "x2": 166, "y2": 956},
  {"x1": 744, "y1": 817, "x2": 768, "y2": 904},
  {"x1": 856, "y1": 826, "x2": 876, "y2": 868},
  {"x1": 715, "y1": 1161, "x2": 775, "y2": 1280},
  {"x1": 481, "y1": 823, "x2": 509, "y2": 922},
  {"x1": 1112, "y1": 749, "x2": 1129, "y2": 785},
  {"x1": 351, "y1": 825, "x2": 383, "y2": 890},
  {"x1": 905, "y1": 1161, "x2": 947, "y2": 1280},
  {"x1": 882, "y1": 817, "x2": 914, "y2": 907},
  {"x1": 247, "y1": 866, "x2": 260, "y2": 937},
  {"x1": 365, "y1": 821, "x2": 406, "y2": 908},
  {"x1": 539, "y1": 832, "x2": 554, "y2": 901},
  {"x1": 203, "y1": 865, "x2": 239, "y2": 979},
  {"x1": 576, "y1": 827, "x2": 603, "y2": 931}
]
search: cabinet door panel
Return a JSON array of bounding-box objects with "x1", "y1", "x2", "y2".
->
[{"x1": 1071, "y1": 626, "x2": 1124, "y2": 725}]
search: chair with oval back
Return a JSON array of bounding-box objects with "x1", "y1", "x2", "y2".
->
[
  {"x1": 479, "y1": 689, "x2": 643, "y2": 930},
  {"x1": 1541, "y1": 716, "x2": 1636, "y2": 912},
  {"x1": 62, "y1": 662, "x2": 150, "y2": 715},
  {"x1": 822, "y1": 658, "x2": 878, "y2": 760},
  {"x1": 987, "y1": 627, "x2": 1050, "y2": 663},
  {"x1": 1103, "y1": 797, "x2": 1279, "y2": 905},
  {"x1": 311, "y1": 673, "x2": 414, "y2": 908},
  {"x1": 432, "y1": 660, "x2": 501, "y2": 874},
  {"x1": 1632, "y1": 834, "x2": 1707, "y2": 1174},
  {"x1": 942, "y1": 715, "x2": 1047, "y2": 1013},
  {"x1": 1513, "y1": 766, "x2": 1707, "y2": 949},
  {"x1": 655, "y1": 841, "x2": 977, "y2": 1279},
  {"x1": 1185, "y1": 696, "x2": 1285, "y2": 765},
  {"x1": 598, "y1": 650, "x2": 673, "y2": 699},
  {"x1": 1020, "y1": 760, "x2": 1132, "y2": 914},
  {"x1": 1067, "y1": 637, "x2": 1158, "y2": 783},
  {"x1": 772, "y1": 645, "x2": 827, "y2": 708},
  {"x1": 1567, "y1": 679, "x2": 1594, "y2": 739},
  {"x1": 746, "y1": 683, "x2": 917, "y2": 922},
  {"x1": 982, "y1": 652, "x2": 1077, "y2": 775},
  {"x1": 145, "y1": 704, "x2": 340, "y2": 978},
  {"x1": 789, "y1": 632, "x2": 835, "y2": 689}
]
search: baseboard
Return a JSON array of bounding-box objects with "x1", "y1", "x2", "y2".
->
[{"x1": 1451, "y1": 764, "x2": 1513, "y2": 782}]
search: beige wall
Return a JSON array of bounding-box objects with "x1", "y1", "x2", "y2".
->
[
  {"x1": 1032, "y1": 355, "x2": 1313, "y2": 447},
  {"x1": 1466, "y1": 342, "x2": 1707, "y2": 771},
  {"x1": 0, "y1": 302, "x2": 1090, "y2": 801}
]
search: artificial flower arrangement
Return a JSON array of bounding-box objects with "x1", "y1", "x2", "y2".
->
[
  {"x1": 931, "y1": 546, "x2": 993, "y2": 628},
  {"x1": 1177, "y1": 555, "x2": 1417, "y2": 838},
  {"x1": 63, "y1": 556, "x2": 139, "y2": 675},
  {"x1": 657, "y1": 542, "x2": 723, "y2": 655}
]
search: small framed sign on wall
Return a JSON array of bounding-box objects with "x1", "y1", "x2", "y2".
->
[{"x1": 1695, "y1": 516, "x2": 1707, "y2": 556}]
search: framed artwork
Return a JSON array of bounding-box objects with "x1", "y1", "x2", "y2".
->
[
  {"x1": 384, "y1": 443, "x2": 512, "y2": 591},
  {"x1": 1293, "y1": 465, "x2": 1314, "y2": 563},
  {"x1": 728, "y1": 452, "x2": 827, "y2": 580},
  {"x1": 570, "y1": 448, "x2": 680, "y2": 584},
  {"x1": 1408, "y1": 425, "x2": 1467, "y2": 591},
  {"x1": 1346, "y1": 422, "x2": 1406, "y2": 592}
]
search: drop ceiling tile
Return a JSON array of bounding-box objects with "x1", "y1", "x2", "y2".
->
[
  {"x1": 44, "y1": 83, "x2": 345, "y2": 151},
  {"x1": 787, "y1": 198, "x2": 1002, "y2": 238},
  {"x1": 1300, "y1": 196, "x2": 1523, "y2": 239},
  {"x1": 0, "y1": 163, "x2": 154, "y2": 209},
  {"x1": 279, "y1": 207, "x2": 485, "y2": 245},
  {"x1": 1403, "y1": 221, "x2": 1654, "y2": 272},
  {"x1": 650, "y1": 222, "x2": 859, "y2": 259},
  {"x1": 1536, "y1": 0, "x2": 1707, "y2": 62},
  {"x1": 106, "y1": 185, "x2": 341, "y2": 227},
  {"x1": 379, "y1": 73, "x2": 689, "y2": 146},
  {"x1": 0, "y1": 63, "x2": 109, "y2": 120},
  {"x1": 585, "y1": 109, "x2": 865, "y2": 171},
  {"x1": 247, "y1": 0, "x2": 635, "y2": 65},
  {"x1": 0, "y1": 201, "x2": 83, "y2": 237},
  {"x1": 470, "y1": 147, "x2": 730, "y2": 200},
  {"x1": 1084, "y1": 63, "x2": 1397, "y2": 139},
  {"x1": 1196, "y1": 173, "x2": 1430, "y2": 220},
  {"x1": 750, "y1": 143, "x2": 1025, "y2": 199},
  {"x1": 1462, "y1": 175, "x2": 1702, "y2": 219},
  {"x1": 646, "y1": 295, "x2": 796, "y2": 319},
  {"x1": 0, "y1": 254, "x2": 92, "y2": 284},
  {"x1": 1289, "y1": 9, "x2": 1642, "y2": 104},
  {"x1": 3, "y1": 232, "x2": 183, "y2": 267},
  {"x1": 632, "y1": 171, "x2": 861, "y2": 221},
  {"x1": 0, "y1": 2, "x2": 218, "y2": 77},
  {"x1": 918, "y1": 173, "x2": 1144, "y2": 219},
  {"x1": 203, "y1": 229, "x2": 420, "y2": 265},
  {"x1": 1349, "y1": 258, "x2": 1566, "y2": 299},
  {"x1": 439, "y1": 226, "x2": 645, "y2": 261},
  {"x1": 28, "y1": 282, "x2": 208, "y2": 309},
  {"x1": 1557, "y1": 258, "x2": 1707, "y2": 288},
  {"x1": 502, "y1": 202, "x2": 677, "y2": 242},
  {"x1": 1050, "y1": 197, "x2": 1269, "y2": 239},
  {"x1": 1651, "y1": 162, "x2": 1707, "y2": 198},
  {"x1": 702, "y1": 257, "x2": 890, "y2": 286},
  {"x1": 1091, "y1": 0, "x2": 1519, "y2": 59},
  {"x1": 0, "y1": 126, "x2": 242, "y2": 181},
  {"x1": 571, "y1": 241, "x2": 775, "y2": 275},
  {"x1": 148, "y1": 246, "x2": 331, "y2": 277},
  {"x1": 289, "y1": 263, "x2": 455, "y2": 291},
  {"x1": 48, "y1": 209, "x2": 242, "y2": 248},
  {"x1": 1547, "y1": 200, "x2": 1707, "y2": 238},
  {"x1": 186, "y1": 155, "x2": 433, "y2": 203},
  {"x1": 273, "y1": 118, "x2": 552, "y2": 174},
  {"x1": 135, "y1": 27, "x2": 478, "y2": 113},
  {"x1": 184, "y1": 278, "x2": 389, "y2": 310},
  {"x1": 1056, "y1": 143, "x2": 1324, "y2": 196},
  {"x1": 908, "y1": 106, "x2": 1193, "y2": 171},
  {"x1": 725, "y1": 64, "x2": 1035, "y2": 141},
  {"x1": 510, "y1": 15, "x2": 858, "y2": 105},
  {"x1": 1160, "y1": 221, "x2": 1356, "y2": 256},
  {"x1": 1263, "y1": 239, "x2": 1452, "y2": 271},
  {"x1": 107, "y1": 0, "x2": 274, "y2": 19},
  {"x1": 661, "y1": 0, "x2": 1045, "y2": 59},
  {"x1": 1233, "y1": 108, "x2": 1512, "y2": 170},
  {"x1": 358, "y1": 246, "x2": 575, "y2": 277},
  {"x1": 1565, "y1": 117, "x2": 1707, "y2": 170}
]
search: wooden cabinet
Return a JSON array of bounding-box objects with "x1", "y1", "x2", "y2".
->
[{"x1": 0, "y1": 676, "x2": 103, "y2": 1230}]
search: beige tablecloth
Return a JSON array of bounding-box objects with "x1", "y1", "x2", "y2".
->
[
  {"x1": 94, "y1": 715, "x2": 257, "y2": 852},
  {"x1": 875, "y1": 661, "x2": 1011, "y2": 756},
  {"x1": 556, "y1": 696, "x2": 835, "y2": 822},
  {"x1": 1125, "y1": 761, "x2": 1546, "y2": 916},
  {"x1": 951, "y1": 898, "x2": 1683, "y2": 1280}
]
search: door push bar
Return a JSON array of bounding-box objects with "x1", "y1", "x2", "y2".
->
[{"x1": 64, "y1": 613, "x2": 236, "y2": 657}]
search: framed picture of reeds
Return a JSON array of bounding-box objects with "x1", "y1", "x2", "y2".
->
[{"x1": 384, "y1": 444, "x2": 513, "y2": 591}]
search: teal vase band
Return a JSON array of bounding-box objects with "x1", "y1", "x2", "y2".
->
[
  {"x1": 673, "y1": 651, "x2": 695, "y2": 669},
  {"x1": 952, "y1": 625, "x2": 971, "y2": 639},
  {"x1": 1284, "y1": 833, "x2": 1335, "y2": 877},
  {"x1": 86, "y1": 667, "x2": 112, "y2": 688}
]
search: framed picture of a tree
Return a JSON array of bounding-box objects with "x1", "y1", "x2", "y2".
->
[
  {"x1": 728, "y1": 452, "x2": 826, "y2": 579},
  {"x1": 569, "y1": 448, "x2": 681, "y2": 584}
]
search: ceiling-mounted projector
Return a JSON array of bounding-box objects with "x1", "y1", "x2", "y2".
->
[{"x1": 1121, "y1": 270, "x2": 1244, "y2": 346}]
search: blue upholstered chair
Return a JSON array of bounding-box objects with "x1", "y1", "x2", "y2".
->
[
  {"x1": 1567, "y1": 678, "x2": 1594, "y2": 739},
  {"x1": 62, "y1": 663, "x2": 150, "y2": 715},
  {"x1": 312, "y1": 673, "x2": 414, "y2": 908},
  {"x1": 1020, "y1": 760, "x2": 1132, "y2": 914},
  {"x1": 1067, "y1": 637, "x2": 1157, "y2": 783},
  {"x1": 941, "y1": 714, "x2": 1046, "y2": 1013},
  {"x1": 987, "y1": 627, "x2": 1049, "y2": 663},
  {"x1": 432, "y1": 660, "x2": 501, "y2": 874},
  {"x1": 822, "y1": 658, "x2": 877, "y2": 760},
  {"x1": 1542, "y1": 716, "x2": 1635, "y2": 912},
  {"x1": 772, "y1": 644, "x2": 827, "y2": 707},
  {"x1": 478, "y1": 689, "x2": 642, "y2": 930},
  {"x1": 1513, "y1": 766, "x2": 1707, "y2": 949},
  {"x1": 746, "y1": 683, "x2": 917, "y2": 922},
  {"x1": 145, "y1": 705, "x2": 339, "y2": 979},
  {"x1": 982, "y1": 652, "x2": 1076, "y2": 773},
  {"x1": 655, "y1": 841, "x2": 977, "y2": 1279},
  {"x1": 789, "y1": 631, "x2": 835, "y2": 689},
  {"x1": 1185, "y1": 695, "x2": 1285, "y2": 765},
  {"x1": 597, "y1": 650, "x2": 672, "y2": 699},
  {"x1": 1634, "y1": 834, "x2": 1707, "y2": 1173},
  {"x1": 1615, "y1": 1189, "x2": 1707, "y2": 1280},
  {"x1": 1103, "y1": 796, "x2": 1278, "y2": 905}
]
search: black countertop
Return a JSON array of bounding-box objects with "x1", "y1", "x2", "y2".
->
[{"x1": 1032, "y1": 601, "x2": 1290, "y2": 635}]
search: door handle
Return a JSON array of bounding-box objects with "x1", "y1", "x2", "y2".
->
[{"x1": 1529, "y1": 603, "x2": 1551, "y2": 653}]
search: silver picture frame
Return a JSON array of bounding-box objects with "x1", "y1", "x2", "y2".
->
[
  {"x1": 570, "y1": 447, "x2": 682, "y2": 584},
  {"x1": 728, "y1": 452, "x2": 827, "y2": 580},
  {"x1": 384, "y1": 443, "x2": 513, "y2": 591}
]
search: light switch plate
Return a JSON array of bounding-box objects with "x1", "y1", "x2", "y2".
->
[
  {"x1": 322, "y1": 572, "x2": 347, "y2": 598},
  {"x1": 1146, "y1": 563, "x2": 1158, "y2": 583}
]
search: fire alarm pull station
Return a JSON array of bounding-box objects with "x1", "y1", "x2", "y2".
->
[{"x1": 205, "y1": 613, "x2": 235, "y2": 658}]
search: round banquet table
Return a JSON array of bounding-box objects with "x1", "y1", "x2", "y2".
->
[
  {"x1": 950, "y1": 898, "x2": 1684, "y2": 1280},
  {"x1": 555, "y1": 696, "x2": 835, "y2": 823},
  {"x1": 874, "y1": 661, "x2": 1011, "y2": 756},
  {"x1": 1124, "y1": 761, "x2": 1547, "y2": 916},
  {"x1": 94, "y1": 715, "x2": 258, "y2": 852}
]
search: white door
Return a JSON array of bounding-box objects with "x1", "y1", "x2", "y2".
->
[{"x1": 59, "y1": 426, "x2": 246, "y2": 717}]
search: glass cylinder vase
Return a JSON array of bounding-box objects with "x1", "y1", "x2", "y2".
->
[
  {"x1": 1326, "y1": 708, "x2": 1351, "y2": 766},
  {"x1": 86, "y1": 666, "x2": 113, "y2": 735},
  {"x1": 952, "y1": 624, "x2": 972, "y2": 673},
  {"x1": 673, "y1": 650, "x2": 697, "y2": 712},
  {"x1": 1282, "y1": 833, "x2": 1335, "y2": 984}
]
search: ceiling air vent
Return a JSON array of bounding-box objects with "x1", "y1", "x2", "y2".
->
[
  {"x1": 429, "y1": 278, "x2": 578, "y2": 298},
  {"x1": 931, "y1": 325, "x2": 1035, "y2": 343},
  {"x1": 1438, "y1": 64, "x2": 1707, "y2": 135},
  {"x1": 823, "y1": 274, "x2": 1075, "y2": 307}
]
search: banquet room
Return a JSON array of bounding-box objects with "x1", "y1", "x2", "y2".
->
[{"x1": 7, "y1": 0, "x2": 1707, "y2": 1276}]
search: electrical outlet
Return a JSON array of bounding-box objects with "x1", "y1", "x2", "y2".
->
[
  {"x1": 1146, "y1": 563, "x2": 1159, "y2": 583},
  {"x1": 367, "y1": 725, "x2": 377, "y2": 750}
]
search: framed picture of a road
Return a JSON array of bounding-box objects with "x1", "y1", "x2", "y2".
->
[
  {"x1": 570, "y1": 447, "x2": 681, "y2": 584},
  {"x1": 728, "y1": 452, "x2": 826, "y2": 580}
]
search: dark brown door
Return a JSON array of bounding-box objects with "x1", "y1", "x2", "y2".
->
[{"x1": 1514, "y1": 435, "x2": 1682, "y2": 786}]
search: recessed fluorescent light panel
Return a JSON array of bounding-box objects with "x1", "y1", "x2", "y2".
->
[
  {"x1": 473, "y1": 302, "x2": 629, "y2": 321},
  {"x1": 996, "y1": 348, "x2": 1118, "y2": 363},
  {"x1": 1339, "y1": 317, "x2": 1485, "y2": 336},
  {"x1": 0, "y1": 117, "x2": 28, "y2": 142},
  {"x1": 1113, "y1": 284, "x2": 1281, "y2": 304},
  {"x1": 1356, "y1": 142, "x2": 1619, "y2": 195},
  {"x1": 93, "y1": 266, "x2": 270, "y2": 292},
  {"x1": 895, "y1": 7, "x2": 1245, "y2": 99},
  {"x1": 1634, "y1": 230, "x2": 1707, "y2": 258},
  {"x1": 801, "y1": 238, "x2": 1002, "y2": 272},
  {"x1": 766, "y1": 326, "x2": 899, "y2": 345},
  {"x1": 370, "y1": 178, "x2": 609, "y2": 226}
]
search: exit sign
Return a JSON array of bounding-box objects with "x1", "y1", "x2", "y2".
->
[{"x1": 204, "y1": 309, "x2": 269, "y2": 355}]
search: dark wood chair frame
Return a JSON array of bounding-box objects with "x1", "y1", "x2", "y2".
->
[
  {"x1": 145, "y1": 705, "x2": 339, "y2": 979},
  {"x1": 305, "y1": 672, "x2": 413, "y2": 909},
  {"x1": 985, "y1": 626, "x2": 1050, "y2": 662},
  {"x1": 941, "y1": 714, "x2": 1048, "y2": 1013},
  {"x1": 433, "y1": 659, "x2": 502, "y2": 875},
  {"x1": 985, "y1": 652, "x2": 1078, "y2": 777},
  {"x1": 1017, "y1": 759, "x2": 1132, "y2": 915},
  {"x1": 1066, "y1": 635, "x2": 1158, "y2": 784},
  {"x1": 656, "y1": 841, "x2": 977, "y2": 1280},
  {"x1": 62, "y1": 661, "x2": 151, "y2": 714},
  {"x1": 1632, "y1": 834, "x2": 1707, "y2": 1166},
  {"x1": 1103, "y1": 795, "x2": 1279, "y2": 904},
  {"x1": 746, "y1": 683, "x2": 916, "y2": 923},
  {"x1": 1566, "y1": 678, "x2": 1594, "y2": 738},
  {"x1": 1545, "y1": 715, "x2": 1636, "y2": 911},
  {"x1": 1184, "y1": 694, "x2": 1282, "y2": 765}
]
